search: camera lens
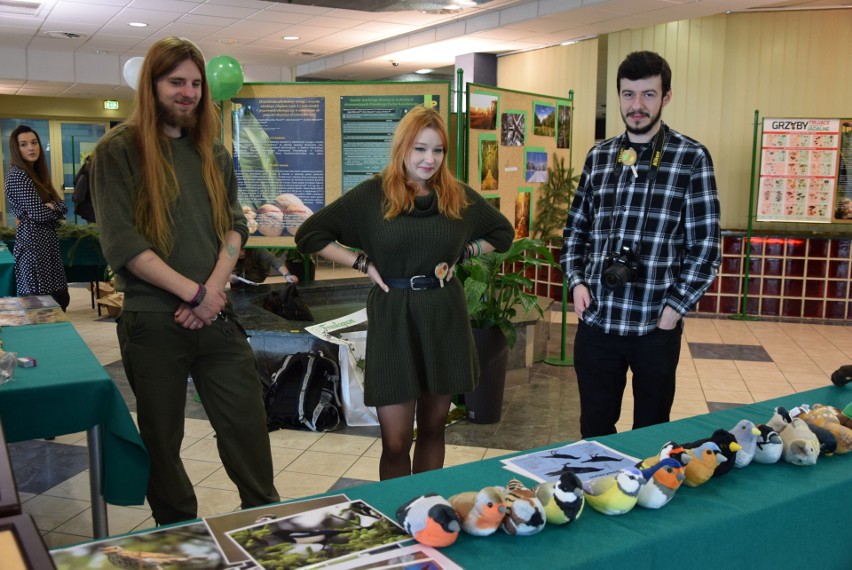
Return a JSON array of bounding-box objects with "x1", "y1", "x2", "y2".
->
[{"x1": 602, "y1": 262, "x2": 632, "y2": 291}]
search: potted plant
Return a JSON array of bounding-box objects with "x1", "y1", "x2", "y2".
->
[{"x1": 455, "y1": 237, "x2": 559, "y2": 423}]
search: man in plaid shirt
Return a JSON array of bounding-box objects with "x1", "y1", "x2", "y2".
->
[{"x1": 562, "y1": 51, "x2": 721, "y2": 438}]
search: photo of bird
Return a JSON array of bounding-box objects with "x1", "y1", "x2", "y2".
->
[
  {"x1": 534, "y1": 471, "x2": 585, "y2": 525},
  {"x1": 500, "y1": 479, "x2": 546, "y2": 536},
  {"x1": 448, "y1": 486, "x2": 507, "y2": 536},
  {"x1": 396, "y1": 494, "x2": 460, "y2": 548},
  {"x1": 637, "y1": 458, "x2": 685, "y2": 509},
  {"x1": 583, "y1": 467, "x2": 644, "y2": 515},
  {"x1": 753, "y1": 423, "x2": 783, "y2": 464},
  {"x1": 100, "y1": 545, "x2": 208, "y2": 569},
  {"x1": 729, "y1": 419, "x2": 761, "y2": 468}
]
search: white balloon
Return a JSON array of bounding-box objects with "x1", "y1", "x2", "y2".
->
[{"x1": 122, "y1": 57, "x2": 144, "y2": 90}]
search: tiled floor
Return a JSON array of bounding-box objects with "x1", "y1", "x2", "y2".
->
[{"x1": 9, "y1": 270, "x2": 852, "y2": 551}]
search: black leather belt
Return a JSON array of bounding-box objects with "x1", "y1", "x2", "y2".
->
[{"x1": 384, "y1": 275, "x2": 447, "y2": 290}]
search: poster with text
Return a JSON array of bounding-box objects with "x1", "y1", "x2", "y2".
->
[
  {"x1": 232, "y1": 97, "x2": 325, "y2": 237},
  {"x1": 340, "y1": 95, "x2": 439, "y2": 193},
  {"x1": 835, "y1": 120, "x2": 852, "y2": 221},
  {"x1": 757, "y1": 118, "x2": 840, "y2": 223}
]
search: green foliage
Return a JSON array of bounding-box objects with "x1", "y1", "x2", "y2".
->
[
  {"x1": 456, "y1": 237, "x2": 559, "y2": 348},
  {"x1": 532, "y1": 153, "x2": 579, "y2": 242}
]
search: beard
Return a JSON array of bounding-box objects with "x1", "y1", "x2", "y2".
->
[
  {"x1": 157, "y1": 100, "x2": 198, "y2": 131},
  {"x1": 621, "y1": 105, "x2": 662, "y2": 136}
]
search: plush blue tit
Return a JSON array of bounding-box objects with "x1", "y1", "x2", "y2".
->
[
  {"x1": 637, "y1": 458, "x2": 685, "y2": 509},
  {"x1": 582, "y1": 467, "x2": 644, "y2": 516},
  {"x1": 779, "y1": 418, "x2": 819, "y2": 466},
  {"x1": 396, "y1": 494, "x2": 460, "y2": 548},
  {"x1": 753, "y1": 424, "x2": 783, "y2": 464},
  {"x1": 448, "y1": 486, "x2": 506, "y2": 537},
  {"x1": 534, "y1": 471, "x2": 585, "y2": 526},
  {"x1": 729, "y1": 419, "x2": 762, "y2": 468},
  {"x1": 682, "y1": 441, "x2": 725, "y2": 487},
  {"x1": 500, "y1": 479, "x2": 546, "y2": 536},
  {"x1": 636, "y1": 441, "x2": 691, "y2": 470},
  {"x1": 684, "y1": 429, "x2": 742, "y2": 478}
]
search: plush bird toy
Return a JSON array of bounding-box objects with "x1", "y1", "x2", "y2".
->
[
  {"x1": 729, "y1": 419, "x2": 761, "y2": 468},
  {"x1": 839, "y1": 403, "x2": 852, "y2": 430},
  {"x1": 448, "y1": 486, "x2": 506, "y2": 537},
  {"x1": 799, "y1": 404, "x2": 852, "y2": 453},
  {"x1": 753, "y1": 424, "x2": 783, "y2": 464},
  {"x1": 682, "y1": 441, "x2": 726, "y2": 487},
  {"x1": 636, "y1": 441, "x2": 691, "y2": 470},
  {"x1": 800, "y1": 419, "x2": 838, "y2": 456},
  {"x1": 499, "y1": 479, "x2": 546, "y2": 536},
  {"x1": 396, "y1": 494, "x2": 461, "y2": 548},
  {"x1": 684, "y1": 429, "x2": 742, "y2": 478},
  {"x1": 583, "y1": 467, "x2": 644, "y2": 516},
  {"x1": 778, "y1": 418, "x2": 819, "y2": 466},
  {"x1": 534, "y1": 471, "x2": 585, "y2": 526},
  {"x1": 637, "y1": 458, "x2": 685, "y2": 509},
  {"x1": 830, "y1": 364, "x2": 852, "y2": 387},
  {"x1": 767, "y1": 405, "x2": 794, "y2": 434}
]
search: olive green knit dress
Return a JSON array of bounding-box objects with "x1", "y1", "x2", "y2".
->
[{"x1": 295, "y1": 176, "x2": 514, "y2": 407}]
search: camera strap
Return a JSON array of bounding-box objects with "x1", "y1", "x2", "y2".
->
[{"x1": 605, "y1": 124, "x2": 669, "y2": 254}]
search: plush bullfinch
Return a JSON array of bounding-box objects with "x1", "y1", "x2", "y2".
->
[{"x1": 396, "y1": 494, "x2": 460, "y2": 548}]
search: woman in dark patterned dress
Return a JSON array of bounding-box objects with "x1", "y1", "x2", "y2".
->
[
  {"x1": 296, "y1": 106, "x2": 513, "y2": 480},
  {"x1": 4, "y1": 125, "x2": 69, "y2": 310}
]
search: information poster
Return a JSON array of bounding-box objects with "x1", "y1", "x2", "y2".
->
[
  {"x1": 836, "y1": 120, "x2": 852, "y2": 221},
  {"x1": 757, "y1": 118, "x2": 839, "y2": 223},
  {"x1": 231, "y1": 97, "x2": 325, "y2": 237},
  {"x1": 340, "y1": 95, "x2": 439, "y2": 192}
]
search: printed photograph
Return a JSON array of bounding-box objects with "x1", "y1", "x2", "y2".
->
[
  {"x1": 480, "y1": 136, "x2": 499, "y2": 191},
  {"x1": 326, "y1": 543, "x2": 463, "y2": 570},
  {"x1": 51, "y1": 522, "x2": 227, "y2": 570},
  {"x1": 514, "y1": 189, "x2": 532, "y2": 239},
  {"x1": 226, "y1": 500, "x2": 410, "y2": 569},
  {"x1": 556, "y1": 104, "x2": 571, "y2": 149},
  {"x1": 533, "y1": 102, "x2": 556, "y2": 137},
  {"x1": 524, "y1": 150, "x2": 548, "y2": 183},
  {"x1": 484, "y1": 194, "x2": 501, "y2": 211},
  {"x1": 501, "y1": 112, "x2": 526, "y2": 146},
  {"x1": 469, "y1": 93, "x2": 498, "y2": 130},
  {"x1": 502, "y1": 440, "x2": 640, "y2": 485}
]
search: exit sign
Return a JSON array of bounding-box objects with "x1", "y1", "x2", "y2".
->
[{"x1": 103, "y1": 100, "x2": 119, "y2": 110}]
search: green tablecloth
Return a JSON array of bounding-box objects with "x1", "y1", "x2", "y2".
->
[
  {"x1": 341, "y1": 385, "x2": 852, "y2": 568},
  {"x1": 0, "y1": 322, "x2": 148, "y2": 506},
  {"x1": 0, "y1": 244, "x2": 15, "y2": 296}
]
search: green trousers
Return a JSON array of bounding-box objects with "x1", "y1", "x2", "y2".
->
[{"x1": 117, "y1": 309, "x2": 279, "y2": 525}]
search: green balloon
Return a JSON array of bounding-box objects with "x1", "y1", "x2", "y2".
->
[{"x1": 206, "y1": 55, "x2": 244, "y2": 101}]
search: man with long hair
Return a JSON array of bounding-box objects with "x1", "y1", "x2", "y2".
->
[
  {"x1": 91, "y1": 37, "x2": 278, "y2": 524},
  {"x1": 4, "y1": 125, "x2": 69, "y2": 310}
]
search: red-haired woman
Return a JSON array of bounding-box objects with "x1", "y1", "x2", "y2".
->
[
  {"x1": 296, "y1": 105, "x2": 513, "y2": 480},
  {"x1": 4, "y1": 125, "x2": 69, "y2": 310}
]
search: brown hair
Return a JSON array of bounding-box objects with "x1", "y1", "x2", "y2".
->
[
  {"x1": 381, "y1": 105, "x2": 467, "y2": 220},
  {"x1": 7, "y1": 125, "x2": 60, "y2": 203},
  {"x1": 125, "y1": 36, "x2": 230, "y2": 255}
]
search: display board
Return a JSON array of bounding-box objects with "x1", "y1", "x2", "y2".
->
[
  {"x1": 465, "y1": 83, "x2": 572, "y2": 239},
  {"x1": 757, "y1": 117, "x2": 852, "y2": 223},
  {"x1": 225, "y1": 82, "x2": 451, "y2": 247}
]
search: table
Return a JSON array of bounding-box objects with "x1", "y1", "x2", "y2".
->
[
  {"x1": 0, "y1": 322, "x2": 148, "y2": 538},
  {"x1": 0, "y1": 244, "x2": 15, "y2": 297},
  {"x1": 340, "y1": 385, "x2": 852, "y2": 568}
]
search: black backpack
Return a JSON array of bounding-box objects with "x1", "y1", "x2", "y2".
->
[
  {"x1": 72, "y1": 158, "x2": 96, "y2": 223},
  {"x1": 265, "y1": 351, "x2": 343, "y2": 432}
]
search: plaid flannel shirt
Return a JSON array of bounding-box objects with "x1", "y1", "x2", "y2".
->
[{"x1": 561, "y1": 124, "x2": 721, "y2": 336}]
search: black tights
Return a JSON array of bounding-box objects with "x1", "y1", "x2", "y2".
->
[{"x1": 376, "y1": 393, "x2": 452, "y2": 481}]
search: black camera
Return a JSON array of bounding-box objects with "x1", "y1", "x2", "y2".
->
[{"x1": 601, "y1": 245, "x2": 640, "y2": 291}]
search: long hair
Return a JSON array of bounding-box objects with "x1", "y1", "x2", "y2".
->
[
  {"x1": 7, "y1": 125, "x2": 60, "y2": 203},
  {"x1": 381, "y1": 105, "x2": 467, "y2": 220},
  {"x1": 127, "y1": 36, "x2": 230, "y2": 255}
]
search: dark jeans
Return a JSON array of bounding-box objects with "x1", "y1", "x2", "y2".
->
[
  {"x1": 574, "y1": 320, "x2": 683, "y2": 438},
  {"x1": 117, "y1": 309, "x2": 279, "y2": 525}
]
